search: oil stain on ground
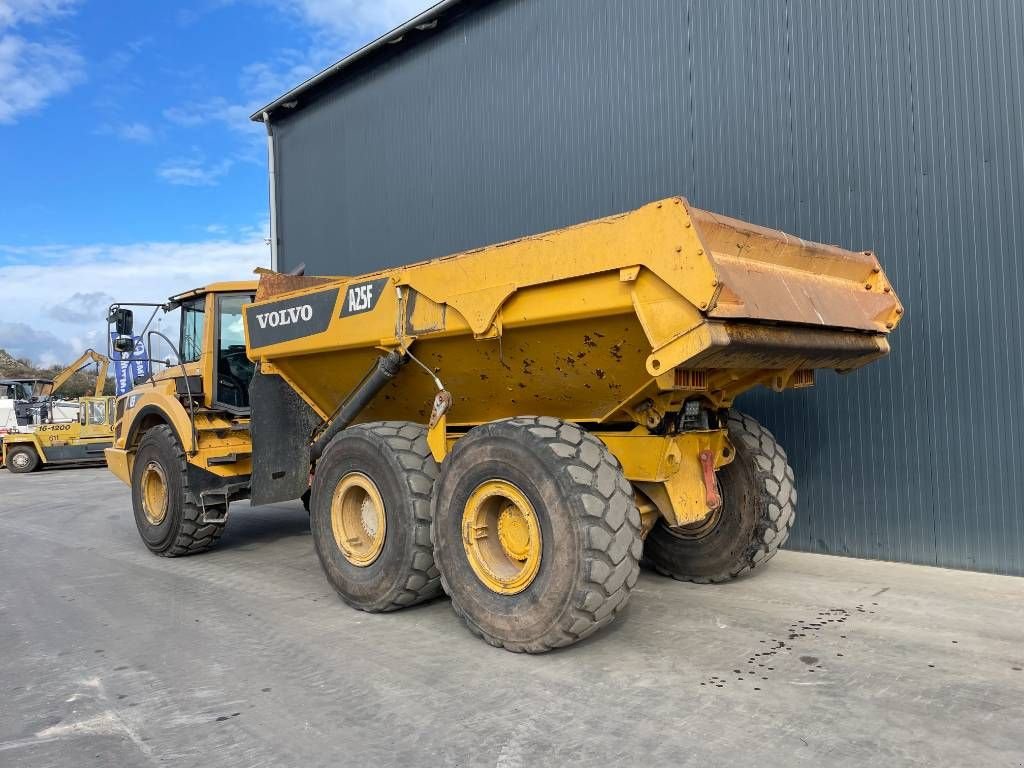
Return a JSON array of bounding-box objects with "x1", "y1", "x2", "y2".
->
[{"x1": 698, "y1": 604, "x2": 875, "y2": 691}]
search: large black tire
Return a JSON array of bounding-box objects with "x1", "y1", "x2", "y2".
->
[
  {"x1": 644, "y1": 410, "x2": 796, "y2": 583},
  {"x1": 132, "y1": 425, "x2": 226, "y2": 556},
  {"x1": 5, "y1": 445, "x2": 40, "y2": 473},
  {"x1": 432, "y1": 417, "x2": 643, "y2": 653},
  {"x1": 310, "y1": 421, "x2": 441, "y2": 612}
]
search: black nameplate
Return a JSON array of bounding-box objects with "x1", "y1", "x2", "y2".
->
[
  {"x1": 340, "y1": 278, "x2": 389, "y2": 318},
  {"x1": 246, "y1": 288, "x2": 339, "y2": 348}
]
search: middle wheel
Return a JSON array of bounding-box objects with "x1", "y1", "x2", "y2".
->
[
  {"x1": 310, "y1": 421, "x2": 441, "y2": 612},
  {"x1": 432, "y1": 416, "x2": 643, "y2": 652}
]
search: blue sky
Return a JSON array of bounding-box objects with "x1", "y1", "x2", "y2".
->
[{"x1": 0, "y1": 0, "x2": 430, "y2": 365}]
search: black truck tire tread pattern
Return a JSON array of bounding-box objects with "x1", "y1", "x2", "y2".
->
[
  {"x1": 142, "y1": 425, "x2": 226, "y2": 557},
  {"x1": 339, "y1": 422, "x2": 441, "y2": 611},
  {"x1": 5, "y1": 445, "x2": 40, "y2": 473},
  {"x1": 436, "y1": 416, "x2": 642, "y2": 652},
  {"x1": 654, "y1": 411, "x2": 796, "y2": 583}
]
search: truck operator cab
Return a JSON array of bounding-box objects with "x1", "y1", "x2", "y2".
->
[
  {"x1": 177, "y1": 289, "x2": 256, "y2": 411},
  {"x1": 109, "y1": 281, "x2": 257, "y2": 414}
]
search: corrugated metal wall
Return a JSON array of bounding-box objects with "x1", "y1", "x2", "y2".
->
[{"x1": 273, "y1": 0, "x2": 1024, "y2": 575}]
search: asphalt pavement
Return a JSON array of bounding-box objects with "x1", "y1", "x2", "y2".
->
[{"x1": 1, "y1": 466, "x2": 1022, "y2": 767}]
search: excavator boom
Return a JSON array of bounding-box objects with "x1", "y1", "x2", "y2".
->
[{"x1": 50, "y1": 349, "x2": 110, "y2": 398}]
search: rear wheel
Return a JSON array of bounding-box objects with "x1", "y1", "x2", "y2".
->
[
  {"x1": 644, "y1": 411, "x2": 796, "y2": 583},
  {"x1": 310, "y1": 422, "x2": 441, "y2": 612},
  {"x1": 432, "y1": 417, "x2": 642, "y2": 652},
  {"x1": 6, "y1": 445, "x2": 40, "y2": 473},
  {"x1": 131, "y1": 425, "x2": 226, "y2": 556}
]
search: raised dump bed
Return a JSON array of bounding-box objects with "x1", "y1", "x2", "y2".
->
[{"x1": 247, "y1": 197, "x2": 899, "y2": 426}]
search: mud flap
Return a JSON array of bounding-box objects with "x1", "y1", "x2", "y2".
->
[{"x1": 248, "y1": 369, "x2": 322, "y2": 506}]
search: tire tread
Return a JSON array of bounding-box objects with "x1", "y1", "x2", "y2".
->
[
  {"x1": 333, "y1": 421, "x2": 441, "y2": 612},
  {"x1": 653, "y1": 410, "x2": 796, "y2": 583},
  {"x1": 435, "y1": 416, "x2": 642, "y2": 653},
  {"x1": 140, "y1": 424, "x2": 226, "y2": 557}
]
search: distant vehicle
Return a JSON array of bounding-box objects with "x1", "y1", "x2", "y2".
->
[
  {"x1": 0, "y1": 378, "x2": 54, "y2": 433},
  {"x1": 2, "y1": 396, "x2": 116, "y2": 472},
  {"x1": 1, "y1": 350, "x2": 113, "y2": 472}
]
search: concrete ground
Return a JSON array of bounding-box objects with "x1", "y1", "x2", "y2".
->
[{"x1": 0, "y1": 467, "x2": 1021, "y2": 768}]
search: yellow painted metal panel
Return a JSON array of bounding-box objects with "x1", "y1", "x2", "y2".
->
[{"x1": 244, "y1": 197, "x2": 902, "y2": 427}]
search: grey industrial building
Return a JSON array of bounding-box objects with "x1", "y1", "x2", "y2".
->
[{"x1": 253, "y1": 0, "x2": 1024, "y2": 575}]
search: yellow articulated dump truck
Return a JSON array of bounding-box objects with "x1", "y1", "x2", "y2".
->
[{"x1": 105, "y1": 197, "x2": 901, "y2": 652}]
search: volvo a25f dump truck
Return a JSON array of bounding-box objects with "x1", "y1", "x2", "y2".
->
[{"x1": 105, "y1": 197, "x2": 902, "y2": 652}]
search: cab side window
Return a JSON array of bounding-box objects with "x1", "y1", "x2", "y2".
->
[{"x1": 180, "y1": 299, "x2": 205, "y2": 363}]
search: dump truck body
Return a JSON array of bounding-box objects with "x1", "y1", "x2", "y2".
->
[
  {"x1": 247, "y1": 198, "x2": 897, "y2": 423},
  {"x1": 243, "y1": 197, "x2": 899, "y2": 524},
  {"x1": 106, "y1": 197, "x2": 900, "y2": 651}
]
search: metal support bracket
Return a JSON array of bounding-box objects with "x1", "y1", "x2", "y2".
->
[{"x1": 427, "y1": 389, "x2": 452, "y2": 463}]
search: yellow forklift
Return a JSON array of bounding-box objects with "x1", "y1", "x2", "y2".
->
[{"x1": 1, "y1": 350, "x2": 115, "y2": 473}]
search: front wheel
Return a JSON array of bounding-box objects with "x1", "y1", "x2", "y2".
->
[
  {"x1": 432, "y1": 417, "x2": 642, "y2": 653},
  {"x1": 5, "y1": 445, "x2": 40, "y2": 473},
  {"x1": 131, "y1": 425, "x2": 226, "y2": 556},
  {"x1": 644, "y1": 410, "x2": 796, "y2": 583}
]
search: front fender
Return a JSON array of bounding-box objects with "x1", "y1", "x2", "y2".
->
[{"x1": 121, "y1": 394, "x2": 195, "y2": 454}]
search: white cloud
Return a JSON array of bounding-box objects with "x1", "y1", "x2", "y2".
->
[
  {"x1": 0, "y1": 0, "x2": 79, "y2": 30},
  {"x1": 0, "y1": 34, "x2": 85, "y2": 123},
  {"x1": 155, "y1": 2, "x2": 432, "y2": 189},
  {"x1": 274, "y1": 0, "x2": 433, "y2": 40},
  {"x1": 161, "y1": 1, "x2": 432, "y2": 131},
  {"x1": 163, "y1": 96, "x2": 258, "y2": 132},
  {"x1": 157, "y1": 155, "x2": 234, "y2": 186},
  {"x1": 46, "y1": 291, "x2": 115, "y2": 324},
  {"x1": 0, "y1": 0, "x2": 85, "y2": 124},
  {"x1": 97, "y1": 120, "x2": 154, "y2": 143},
  {"x1": 238, "y1": 48, "x2": 321, "y2": 101},
  {"x1": 0, "y1": 234, "x2": 270, "y2": 367},
  {"x1": 162, "y1": 104, "x2": 209, "y2": 128},
  {"x1": 163, "y1": 47, "x2": 321, "y2": 133}
]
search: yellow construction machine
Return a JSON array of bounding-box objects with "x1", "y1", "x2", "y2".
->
[
  {"x1": 2, "y1": 350, "x2": 115, "y2": 473},
  {"x1": 105, "y1": 197, "x2": 901, "y2": 651}
]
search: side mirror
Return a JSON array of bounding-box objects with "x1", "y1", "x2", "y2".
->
[
  {"x1": 108, "y1": 307, "x2": 134, "y2": 337},
  {"x1": 113, "y1": 336, "x2": 136, "y2": 354}
]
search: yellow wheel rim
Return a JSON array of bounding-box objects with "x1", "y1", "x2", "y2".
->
[
  {"x1": 141, "y1": 461, "x2": 168, "y2": 525},
  {"x1": 462, "y1": 480, "x2": 542, "y2": 595},
  {"x1": 331, "y1": 472, "x2": 386, "y2": 567}
]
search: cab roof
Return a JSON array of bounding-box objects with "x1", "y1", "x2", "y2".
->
[{"x1": 168, "y1": 281, "x2": 258, "y2": 307}]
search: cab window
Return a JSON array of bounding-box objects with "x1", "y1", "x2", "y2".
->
[
  {"x1": 215, "y1": 294, "x2": 255, "y2": 409},
  {"x1": 88, "y1": 400, "x2": 107, "y2": 425},
  {"x1": 180, "y1": 299, "x2": 205, "y2": 363}
]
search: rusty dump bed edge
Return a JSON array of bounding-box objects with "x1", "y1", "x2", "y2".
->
[
  {"x1": 243, "y1": 196, "x2": 902, "y2": 425},
  {"x1": 690, "y1": 207, "x2": 901, "y2": 333}
]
